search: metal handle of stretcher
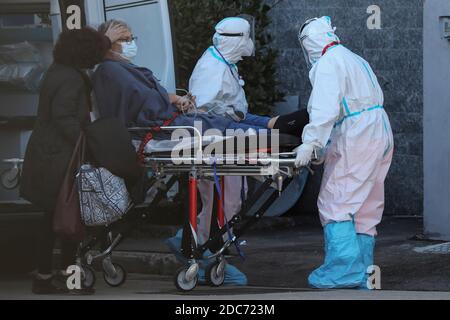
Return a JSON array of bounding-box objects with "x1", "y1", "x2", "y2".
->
[
  {"x1": 143, "y1": 156, "x2": 298, "y2": 164},
  {"x1": 142, "y1": 156, "x2": 315, "y2": 176},
  {"x1": 129, "y1": 125, "x2": 317, "y2": 177}
]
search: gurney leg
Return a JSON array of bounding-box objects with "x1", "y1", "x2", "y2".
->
[
  {"x1": 198, "y1": 177, "x2": 275, "y2": 257},
  {"x1": 234, "y1": 177, "x2": 294, "y2": 237},
  {"x1": 189, "y1": 174, "x2": 198, "y2": 235},
  {"x1": 180, "y1": 174, "x2": 199, "y2": 260},
  {"x1": 207, "y1": 177, "x2": 226, "y2": 253},
  {"x1": 218, "y1": 177, "x2": 225, "y2": 228},
  {"x1": 145, "y1": 175, "x2": 178, "y2": 213},
  {"x1": 176, "y1": 173, "x2": 200, "y2": 292},
  {"x1": 234, "y1": 190, "x2": 279, "y2": 238}
]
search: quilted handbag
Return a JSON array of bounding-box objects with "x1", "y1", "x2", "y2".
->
[{"x1": 77, "y1": 164, "x2": 131, "y2": 226}]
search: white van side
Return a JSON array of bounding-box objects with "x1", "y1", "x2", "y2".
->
[{"x1": 0, "y1": 0, "x2": 176, "y2": 202}]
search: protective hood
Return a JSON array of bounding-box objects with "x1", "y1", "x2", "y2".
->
[
  {"x1": 212, "y1": 17, "x2": 254, "y2": 64},
  {"x1": 298, "y1": 16, "x2": 340, "y2": 68}
]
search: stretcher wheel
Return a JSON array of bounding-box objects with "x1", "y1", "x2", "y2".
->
[
  {"x1": 205, "y1": 261, "x2": 225, "y2": 287},
  {"x1": 81, "y1": 264, "x2": 96, "y2": 289},
  {"x1": 103, "y1": 263, "x2": 127, "y2": 287},
  {"x1": 0, "y1": 169, "x2": 20, "y2": 190},
  {"x1": 174, "y1": 266, "x2": 198, "y2": 292}
]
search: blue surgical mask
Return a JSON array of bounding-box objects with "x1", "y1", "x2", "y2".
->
[{"x1": 120, "y1": 40, "x2": 138, "y2": 60}]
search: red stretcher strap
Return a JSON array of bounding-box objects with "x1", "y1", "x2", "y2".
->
[{"x1": 138, "y1": 112, "x2": 179, "y2": 164}]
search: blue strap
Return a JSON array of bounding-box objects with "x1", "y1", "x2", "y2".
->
[
  {"x1": 208, "y1": 46, "x2": 237, "y2": 70},
  {"x1": 212, "y1": 161, "x2": 245, "y2": 260},
  {"x1": 241, "y1": 176, "x2": 246, "y2": 204},
  {"x1": 334, "y1": 105, "x2": 384, "y2": 127},
  {"x1": 342, "y1": 98, "x2": 351, "y2": 115}
]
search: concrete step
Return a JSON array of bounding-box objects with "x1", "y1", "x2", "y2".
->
[
  {"x1": 128, "y1": 216, "x2": 300, "y2": 239},
  {"x1": 85, "y1": 237, "x2": 243, "y2": 276}
]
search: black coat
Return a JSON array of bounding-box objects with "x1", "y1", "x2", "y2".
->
[{"x1": 20, "y1": 63, "x2": 91, "y2": 212}]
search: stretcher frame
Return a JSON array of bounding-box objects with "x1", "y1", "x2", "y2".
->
[{"x1": 130, "y1": 126, "x2": 306, "y2": 291}]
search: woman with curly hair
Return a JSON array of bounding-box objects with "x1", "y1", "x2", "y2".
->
[{"x1": 20, "y1": 25, "x2": 127, "y2": 295}]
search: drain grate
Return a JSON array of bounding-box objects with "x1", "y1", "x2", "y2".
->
[{"x1": 413, "y1": 242, "x2": 450, "y2": 254}]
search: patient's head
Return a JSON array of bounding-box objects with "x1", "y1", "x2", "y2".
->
[{"x1": 99, "y1": 19, "x2": 137, "y2": 61}]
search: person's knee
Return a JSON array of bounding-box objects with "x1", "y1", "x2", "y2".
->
[{"x1": 272, "y1": 109, "x2": 309, "y2": 136}]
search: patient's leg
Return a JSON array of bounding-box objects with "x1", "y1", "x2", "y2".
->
[
  {"x1": 271, "y1": 109, "x2": 310, "y2": 137},
  {"x1": 224, "y1": 176, "x2": 247, "y2": 224},
  {"x1": 241, "y1": 113, "x2": 271, "y2": 128}
]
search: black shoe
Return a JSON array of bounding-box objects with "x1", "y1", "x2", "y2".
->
[
  {"x1": 53, "y1": 272, "x2": 96, "y2": 295},
  {"x1": 32, "y1": 277, "x2": 69, "y2": 295},
  {"x1": 68, "y1": 287, "x2": 96, "y2": 295},
  {"x1": 52, "y1": 272, "x2": 70, "y2": 290}
]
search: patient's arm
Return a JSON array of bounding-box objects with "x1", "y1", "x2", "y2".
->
[
  {"x1": 168, "y1": 93, "x2": 180, "y2": 105},
  {"x1": 169, "y1": 93, "x2": 196, "y2": 112}
]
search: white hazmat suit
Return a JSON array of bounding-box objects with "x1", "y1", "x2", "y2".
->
[
  {"x1": 189, "y1": 17, "x2": 254, "y2": 119},
  {"x1": 189, "y1": 17, "x2": 255, "y2": 247},
  {"x1": 297, "y1": 16, "x2": 394, "y2": 289},
  {"x1": 176, "y1": 17, "x2": 258, "y2": 286}
]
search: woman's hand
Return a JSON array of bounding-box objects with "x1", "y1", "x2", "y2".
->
[{"x1": 104, "y1": 24, "x2": 129, "y2": 43}]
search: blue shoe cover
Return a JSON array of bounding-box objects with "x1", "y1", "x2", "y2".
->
[
  {"x1": 164, "y1": 229, "x2": 187, "y2": 264},
  {"x1": 357, "y1": 234, "x2": 375, "y2": 290},
  {"x1": 222, "y1": 264, "x2": 248, "y2": 286},
  {"x1": 308, "y1": 221, "x2": 365, "y2": 289}
]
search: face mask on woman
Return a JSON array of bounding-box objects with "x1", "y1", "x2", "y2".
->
[{"x1": 120, "y1": 40, "x2": 138, "y2": 60}]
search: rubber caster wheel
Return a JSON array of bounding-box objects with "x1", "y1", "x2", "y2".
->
[
  {"x1": 174, "y1": 266, "x2": 198, "y2": 292},
  {"x1": 81, "y1": 264, "x2": 96, "y2": 289},
  {"x1": 0, "y1": 169, "x2": 19, "y2": 190},
  {"x1": 205, "y1": 261, "x2": 226, "y2": 287},
  {"x1": 103, "y1": 263, "x2": 127, "y2": 287}
]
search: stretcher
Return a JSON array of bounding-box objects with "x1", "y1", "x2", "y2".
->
[{"x1": 129, "y1": 126, "x2": 311, "y2": 291}]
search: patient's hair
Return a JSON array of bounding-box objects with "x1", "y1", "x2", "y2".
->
[
  {"x1": 98, "y1": 19, "x2": 132, "y2": 35},
  {"x1": 53, "y1": 27, "x2": 110, "y2": 69}
]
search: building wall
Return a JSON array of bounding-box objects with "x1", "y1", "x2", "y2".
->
[
  {"x1": 423, "y1": 0, "x2": 450, "y2": 240},
  {"x1": 269, "y1": 0, "x2": 423, "y2": 215}
]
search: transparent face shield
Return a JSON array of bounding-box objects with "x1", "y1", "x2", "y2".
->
[
  {"x1": 238, "y1": 14, "x2": 255, "y2": 55},
  {"x1": 299, "y1": 18, "x2": 318, "y2": 69},
  {"x1": 299, "y1": 35, "x2": 311, "y2": 69}
]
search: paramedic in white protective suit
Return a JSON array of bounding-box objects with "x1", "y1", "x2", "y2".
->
[
  {"x1": 166, "y1": 17, "x2": 261, "y2": 286},
  {"x1": 295, "y1": 16, "x2": 394, "y2": 289}
]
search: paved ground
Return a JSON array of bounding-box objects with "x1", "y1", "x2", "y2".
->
[
  {"x1": 237, "y1": 217, "x2": 450, "y2": 291},
  {"x1": 1, "y1": 274, "x2": 450, "y2": 300},
  {"x1": 1, "y1": 216, "x2": 450, "y2": 299}
]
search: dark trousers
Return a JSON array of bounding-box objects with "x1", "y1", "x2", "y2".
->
[
  {"x1": 36, "y1": 212, "x2": 77, "y2": 275},
  {"x1": 273, "y1": 109, "x2": 310, "y2": 138}
]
